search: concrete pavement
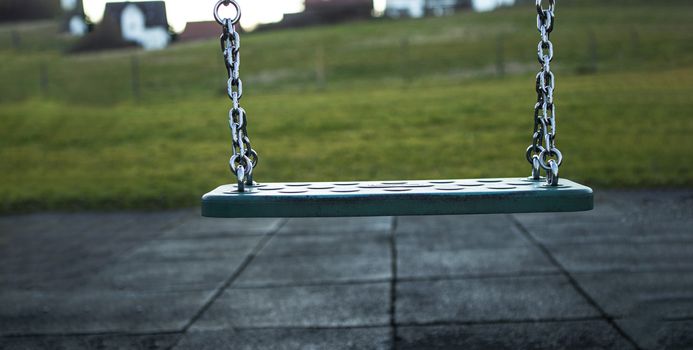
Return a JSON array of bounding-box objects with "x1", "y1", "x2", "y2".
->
[{"x1": 0, "y1": 190, "x2": 691, "y2": 349}]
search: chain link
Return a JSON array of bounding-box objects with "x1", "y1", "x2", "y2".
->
[
  {"x1": 526, "y1": 0, "x2": 561, "y2": 186},
  {"x1": 216, "y1": 1, "x2": 258, "y2": 192}
]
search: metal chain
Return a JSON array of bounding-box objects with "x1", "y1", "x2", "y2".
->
[
  {"x1": 526, "y1": 0, "x2": 562, "y2": 186},
  {"x1": 215, "y1": 0, "x2": 258, "y2": 192}
]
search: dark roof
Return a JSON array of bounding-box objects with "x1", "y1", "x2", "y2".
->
[
  {"x1": 103, "y1": 1, "x2": 169, "y2": 28},
  {"x1": 63, "y1": 0, "x2": 85, "y2": 14},
  {"x1": 304, "y1": 0, "x2": 372, "y2": 10},
  {"x1": 61, "y1": 0, "x2": 86, "y2": 32}
]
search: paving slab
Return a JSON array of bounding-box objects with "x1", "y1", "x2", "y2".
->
[
  {"x1": 512, "y1": 193, "x2": 625, "y2": 227},
  {"x1": 0, "y1": 289, "x2": 212, "y2": 335},
  {"x1": 236, "y1": 253, "x2": 391, "y2": 286},
  {"x1": 85, "y1": 230, "x2": 263, "y2": 292},
  {"x1": 163, "y1": 216, "x2": 282, "y2": 238},
  {"x1": 236, "y1": 230, "x2": 391, "y2": 286},
  {"x1": 89, "y1": 259, "x2": 240, "y2": 292},
  {"x1": 397, "y1": 245, "x2": 557, "y2": 279},
  {"x1": 517, "y1": 221, "x2": 693, "y2": 245},
  {"x1": 1, "y1": 190, "x2": 690, "y2": 349},
  {"x1": 573, "y1": 272, "x2": 693, "y2": 319},
  {"x1": 396, "y1": 215, "x2": 526, "y2": 247},
  {"x1": 606, "y1": 191, "x2": 693, "y2": 222},
  {"x1": 1, "y1": 213, "x2": 144, "y2": 261},
  {"x1": 515, "y1": 190, "x2": 693, "y2": 246},
  {"x1": 124, "y1": 236, "x2": 262, "y2": 262},
  {"x1": 0, "y1": 211, "x2": 102, "y2": 249},
  {"x1": 395, "y1": 229, "x2": 530, "y2": 252},
  {"x1": 260, "y1": 231, "x2": 390, "y2": 257},
  {"x1": 397, "y1": 320, "x2": 635, "y2": 350},
  {"x1": 0, "y1": 233, "x2": 135, "y2": 290},
  {"x1": 278, "y1": 217, "x2": 392, "y2": 235},
  {"x1": 0, "y1": 333, "x2": 179, "y2": 350},
  {"x1": 174, "y1": 327, "x2": 390, "y2": 350},
  {"x1": 549, "y1": 242, "x2": 693, "y2": 273},
  {"x1": 0, "y1": 211, "x2": 188, "y2": 291},
  {"x1": 192, "y1": 283, "x2": 390, "y2": 329},
  {"x1": 0, "y1": 213, "x2": 74, "y2": 231},
  {"x1": 396, "y1": 275, "x2": 599, "y2": 324},
  {"x1": 618, "y1": 319, "x2": 693, "y2": 350}
]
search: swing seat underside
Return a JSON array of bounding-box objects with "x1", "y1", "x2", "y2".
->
[{"x1": 202, "y1": 177, "x2": 593, "y2": 218}]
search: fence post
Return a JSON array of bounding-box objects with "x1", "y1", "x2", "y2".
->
[
  {"x1": 587, "y1": 29, "x2": 598, "y2": 73},
  {"x1": 496, "y1": 34, "x2": 505, "y2": 77},
  {"x1": 39, "y1": 62, "x2": 48, "y2": 96},
  {"x1": 400, "y1": 37, "x2": 410, "y2": 82},
  {"x1": 315, "y1": 46, "x2": 326, "y2": 90},
  {"x1": 630, "y1": 28, "x2": 640, "y2": 56},
  {"x1": 131, "y1": 56, "x2": 141, "y2": 101},
  {"x1": 11, "y1": 30, "x2": 21, "y2": 50}
]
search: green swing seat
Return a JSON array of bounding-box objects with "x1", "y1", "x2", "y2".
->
[{"x1": 201, "y1": 178, "x2": 593, "y2": 218}]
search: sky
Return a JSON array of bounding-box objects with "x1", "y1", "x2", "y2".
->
[{"x1": 82, "y1": 0, "x2": 515, "y2": 33}]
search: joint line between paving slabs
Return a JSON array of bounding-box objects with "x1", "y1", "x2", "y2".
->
[
  {"x1": 509, "y1": 215, "x2": 644, "y2": 350},
  {"x1": 397, "y1": 316, "x2": 606, "y2": 328},
  {"x1": 389, "y1": 216, "x2": 399, "y2": 350},
  {"x1": 0, "y1": 330, "x2": 183, "y2": 339},
  {"x1": 167, "y1": 218, "x2": 289, "y2": 349}
]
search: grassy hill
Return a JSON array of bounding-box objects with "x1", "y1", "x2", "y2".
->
[{"x1": 0, "y1": 1, "x2": 692, "y2": 213}]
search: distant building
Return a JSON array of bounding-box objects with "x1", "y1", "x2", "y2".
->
[
  {"x1": 178, "y1": 21, "x2": 220, "y2": 42},
  {"x1": 262, "y1": 0, "x2": 373, "y2": 30},
  {"x1": 386, "y1": 0, "x2": 424, "y2": 18},
  {"x1": 61, "y1": 0, "x2": 90, "y2": 36},
  {"x1": 304, "y1": 0, "x2": 373, "y2": 17},
  {"x1": 385, "y1": 0, "x2": 472, "y2": 18},
  {"x1": 0, "y1": 0, "x2": 61, "y2": 22},
  {"x1": 103, "y1": 1, "x2": 171, "y2": 50}
]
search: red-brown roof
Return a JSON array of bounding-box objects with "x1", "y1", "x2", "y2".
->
[{"x1": 178, "y1": 21, "x2": 219, "y2": 42}]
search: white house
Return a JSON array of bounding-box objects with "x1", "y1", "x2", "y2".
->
[
  {"x1": 61, "y1": 0, "x2": 78, "y2": 11},
  {"x1": 385, "y1": 0, "x2": 425, "y2": 18},
  {"x1": 102, "y1": 1, "x2": 171, "y2": 51},
  {"x1": 61, "y1": 0, "x2": 89, "y2": 36},
  {"x1": 120, "y1": 4, "x2": 170, "y2": 50}
]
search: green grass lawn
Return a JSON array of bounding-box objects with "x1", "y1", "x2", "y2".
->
[{"x1": 1, "y1": 1, "x2": 692, "y2": 213}]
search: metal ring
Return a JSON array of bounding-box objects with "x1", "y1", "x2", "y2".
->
[
  {"x1": 229, "y1": 154, "x2": 251, "y2": 172},
  {"x1": 538, "y1": 148, "x2": 563, "y2": 170},
  {"x1": 248, "y1": 149, "x2": 259, "y2": 168},
  {"x1": 214, "y1": 0, "x2": 241, "y2": 25},
  {"x1": 526, "y1": 145, "x2": 545, "y2": 164}
]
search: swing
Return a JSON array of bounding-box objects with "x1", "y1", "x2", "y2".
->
[{"x1": 202, "y1": 0, "x2": 593, "y2": 218}]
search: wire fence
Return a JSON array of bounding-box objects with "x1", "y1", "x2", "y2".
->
[{"x1": 0, "y1": 27, "x2": 669, "y2": 106}]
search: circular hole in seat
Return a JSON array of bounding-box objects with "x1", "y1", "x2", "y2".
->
[
  {"x1": 384, "y1": 188, "x2": 412, "y2": 192},
  {"x1": 435, "y1": 186, "x2": 465, "y2": 191},
  {"x1": 331, "y1": 188, "x2": 360, "y2": 193},
  {"x1": 279, "y1": 189, "x2": 308, "y2": 194}
]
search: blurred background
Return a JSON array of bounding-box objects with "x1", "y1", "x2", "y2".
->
[{"x1": 0, "y1": 0, "x2": 691, "y2": 213}]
